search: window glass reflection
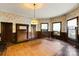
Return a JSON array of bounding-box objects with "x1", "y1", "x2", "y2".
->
[
  {"x1": 53, "y1": 23, "x2": 61, "y2": 35},
  {"x1": 67, "y1": 18, "x2": 77, "y2": 40}
]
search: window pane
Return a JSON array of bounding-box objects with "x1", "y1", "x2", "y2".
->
[
  {"x1": 68, "y1": 19, "x2": 77, "y2": 27},
  {"x1": 67, "y1": 18, "x2": 77, "y2": 40},
  {"x1": 53, "y1": 23, "x2": 61, "y2": 32},
  {"x1": 53, "y1": 23, "x2": 61, "y2": 36},
  {"x1": 68, "y1": 29, "x2": 76, "y2": 39},
  {"x1": 41, "y1": 24, "x2": 48, "y2": 29}
]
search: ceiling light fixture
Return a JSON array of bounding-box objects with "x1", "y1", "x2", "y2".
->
[
  {"x1": 31, "y1": 3, "x2": 38, "y2": 25},
  {"x1": 34, "y1": 3, "x2": 36, "y2": 19}
]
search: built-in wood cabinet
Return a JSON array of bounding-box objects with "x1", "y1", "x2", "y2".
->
[{"x1": 16, "y1": 24, "x2": 29, "y2": 42}]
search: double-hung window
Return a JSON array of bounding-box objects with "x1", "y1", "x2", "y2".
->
[
  {"x1": 53, "y1": 22, "x2": 61, "y2": 35},
  {"x1": 67, "y1": 17, "x2": 78, "y2": 40},
  {"x1": 41, "y1": 23, "x2": 48, "y2": 32}
]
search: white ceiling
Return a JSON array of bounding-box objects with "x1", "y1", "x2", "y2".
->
[{"x1": 0, "y1": 3, "x2": 78, "y2": 18}]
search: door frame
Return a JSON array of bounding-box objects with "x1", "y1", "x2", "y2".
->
[
  {"x1": 1, "y1": 22, "x2": 13, "y2": 42},
  {"x1": 31, "y1": 24, "x2": 36, "y2": 39}
]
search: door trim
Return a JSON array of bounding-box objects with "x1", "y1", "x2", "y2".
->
[{"x1": 1, "y1": 22, "x2": 13, "y2": 42}]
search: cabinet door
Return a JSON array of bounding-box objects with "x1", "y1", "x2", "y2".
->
[{"x1": 16, "y1": 24, "x2": 29, "y2": 42}]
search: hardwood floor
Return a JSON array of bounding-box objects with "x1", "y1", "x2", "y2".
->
[{"x1": 2, "y1": 38, "x2": 78, "y2": 56}]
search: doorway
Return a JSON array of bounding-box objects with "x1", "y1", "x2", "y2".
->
[
  {"x1": 31, "y1": 25, "x2": 36, "y2": 39},
  {"x1": 1, "y1": 22, "x2": 13, "y2": 43}
]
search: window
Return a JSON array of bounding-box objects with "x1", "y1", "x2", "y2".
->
[
  {"x1": 67, "y1": 17, "x2": 78, "y2": 40},
  {"x1": 53, "y1": 22, "x2": 61, "y2": 35},
  {"x1": 41, "y1": 23, "x2": 48, "y2": 32}
]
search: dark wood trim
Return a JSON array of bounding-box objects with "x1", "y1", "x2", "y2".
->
[
  {"x1": 1, "y1": 22, "x2": 13, "y2": 24},
  {"x1": 31, "y1": 24, "x2": 37, "y2": 39},
  {"x1": 0, "y1": 33, "x2": 1, "y2": 42},
  {"x1": 16, "y1": 24, "x2": 29, "y2": 43},
  {"x1": 40, "y1": 23, "x2": 49, "y2": 38},
  {"x1": 40, "y1": 23, "x2": 49, "y2": 32},
  {"x1": 52, "y1": 22, "x2": 62, "y2": 32},
  {"x1": 16, "y1": 24, "x2": 29, "y2": 31},
  {"x1": 36, "y1": 31, "x2": 42, "y2": 38},
  {"x1": 52, "y1": 22, "x2": 62, "y2": 37},
  {"x1": 31, "y1": 24, "x2": 36, "y2": 26},
  {"x1": 1, "y1": 22, "x2": 13, "y2": 42},
  {"x1": 67, "y1": 16, "x2": 78, "y2": 21},
  {"x1": 67, "y1": 16, "x2": 78, "y2": 42}
]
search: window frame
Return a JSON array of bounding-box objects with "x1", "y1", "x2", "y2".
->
[
  {"x1": 52, "y1": 22, "x2": 62, "y2": 36},
  {"x1": 67, "y1": 17, "x2": 78, "y2": 41},
  {"x1": 40, "y1": 23, "x2": 49, "y2": 32}
]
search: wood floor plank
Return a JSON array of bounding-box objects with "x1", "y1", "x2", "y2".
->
[{"x1": 2, "y1": 39, "x2": 78, "y2": 56}]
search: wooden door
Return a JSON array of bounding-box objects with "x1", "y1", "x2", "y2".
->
[{"x1": 1, "y1": 22, "x2": 13, "y2": 43}]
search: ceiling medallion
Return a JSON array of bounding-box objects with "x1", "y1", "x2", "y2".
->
[{"x1": 23, "y1": 3, "x2": 44, "y2": 10}]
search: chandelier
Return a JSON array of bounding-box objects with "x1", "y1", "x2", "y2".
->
[{"x1": 31, "y1": 3, "x2": 38, "y2": 25}]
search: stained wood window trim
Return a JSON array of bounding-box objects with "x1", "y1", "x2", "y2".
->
[
  {"x1": 67, "y1": 17, "x2": 78, "y2": 41},
  {"x1": 40, "y1": 23, "x2": 49, "y2": 32},
  {"x1": 52, "y1": 22, "x2": 62, "y2": 36}
]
